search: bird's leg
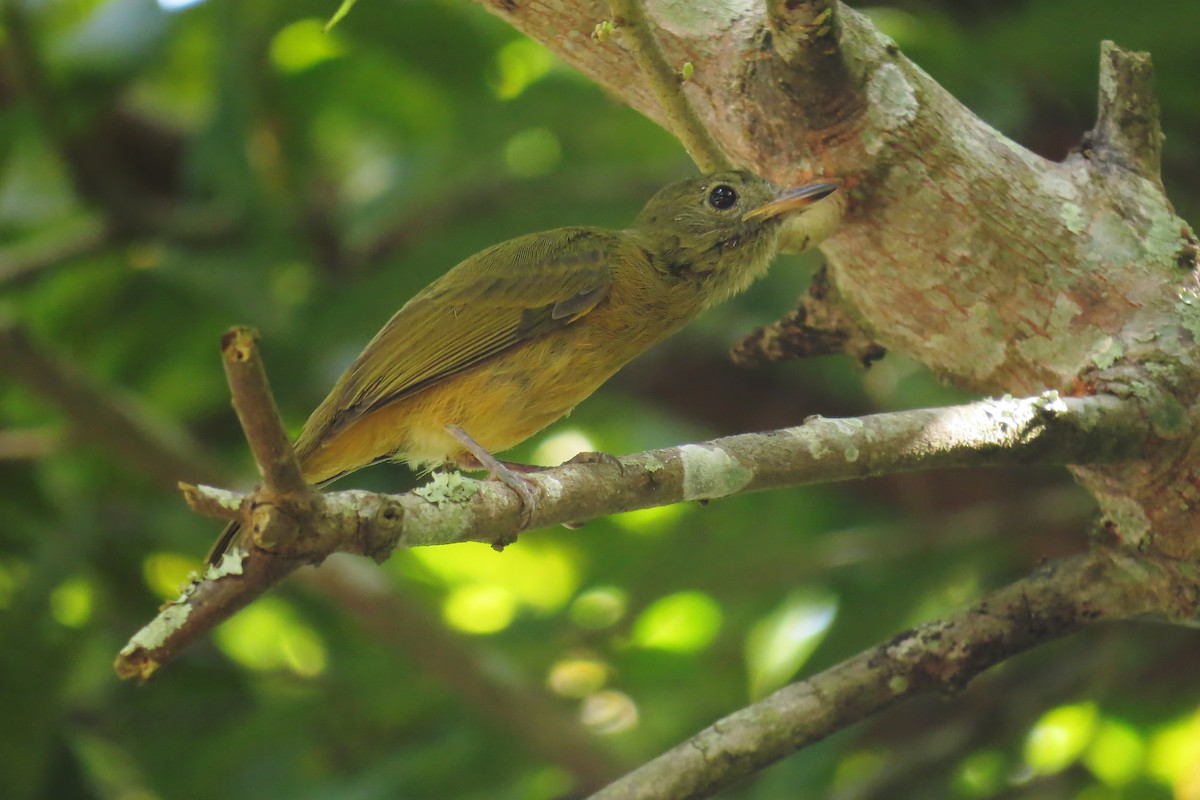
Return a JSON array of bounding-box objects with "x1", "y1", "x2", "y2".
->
[{"x1": 445, "y1": 425, "x2": 537, "y2": 549}]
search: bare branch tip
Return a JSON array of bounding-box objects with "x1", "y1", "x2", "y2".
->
[
  {"x1": 1091, "y1": 39, "x2": 1163, "y2": 182},
  {"x1": 179, "y1": 482, "x2": 243, "y2": 520},
  {"x1": 113, "y1": 650, "x2": 159, "y2": 682},
  {"x1": 220, "y1": 325, "x2": 259, "y2": 363}
]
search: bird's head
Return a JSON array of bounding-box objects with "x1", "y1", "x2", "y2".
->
[{"x1": 630, "y1": 170, "x2": 840, "y2": 303}]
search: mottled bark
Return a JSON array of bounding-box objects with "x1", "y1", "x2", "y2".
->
[{"x1": 474, "y1": 0, "x2": 1200, "y2": 559}]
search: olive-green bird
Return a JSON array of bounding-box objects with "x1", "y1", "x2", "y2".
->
[{"x1": 208, "y1": 170, "x2": 840, "y2": 564}]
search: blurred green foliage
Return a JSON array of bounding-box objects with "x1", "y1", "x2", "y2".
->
[{"x1": 1, "y1": 0, "x2": 1198, "y2": 798}]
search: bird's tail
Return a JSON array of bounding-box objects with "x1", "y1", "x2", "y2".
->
[{"x1": 205, "y1": 520, "x2": 242, "y2": 567}]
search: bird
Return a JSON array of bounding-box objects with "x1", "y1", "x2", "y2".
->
[{"x1": 206, "y1": 170, "x2": 840, "y2": 565}]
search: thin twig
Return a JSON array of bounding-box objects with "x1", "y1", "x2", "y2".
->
[
  {"x1": 607, "y1": 0, "x2": 732, "y2": 172},
  {"x1": 219, "y1": 326, "x2": 308, "y2": 498},
  {"x1": 585, "y1": 549, "x2": 1194, "y2": 800}
]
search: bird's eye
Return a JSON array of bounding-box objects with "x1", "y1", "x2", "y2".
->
[{"x1": 707, "y1": 184, "x2": 738, "y2": 210}]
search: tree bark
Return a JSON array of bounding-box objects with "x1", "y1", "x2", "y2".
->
[{"x1": 475, "y1": 0, "x2": 1200, "y2": 560}]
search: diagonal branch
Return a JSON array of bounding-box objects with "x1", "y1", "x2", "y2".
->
[
  {"x1": 584, "y1": 548, "x2": 1198, "y2": 800},
  {"x1": 606, "y1": 0, "x2": 732, "y2": 172},
  {"x1": 114, "y1": 328, "x2": 1166, "y2": 679}
]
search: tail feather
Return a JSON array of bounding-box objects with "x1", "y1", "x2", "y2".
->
[{"x1": 206, "y1": 520, "x2": 242, "y2": 567}]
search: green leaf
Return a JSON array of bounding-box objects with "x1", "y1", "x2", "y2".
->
[{"x1": 324, "y1": 0, "x2": 360, "y2": 32}]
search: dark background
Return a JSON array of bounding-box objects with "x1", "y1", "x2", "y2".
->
[{"x1": 2, "y1": 0, "x2": 1198, "y2": 797}]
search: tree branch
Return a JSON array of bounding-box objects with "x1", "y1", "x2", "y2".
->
[
  {"x1": 584, "y1": 549, "x2": 1198, "y2": 800},
  {"x1": 219, "y1": 327, "x2": 309, "y2": 499},
  {"x1": 115, "y1": 328, "x2": 1165, "y2": 679},
  {"x1": 474, "y1": 0, "x2": 1200, "y2": 562},
  {"x1": 1089, "y1": 40, "x2": 1163, "y2": 184},
  {"x1": 0, "y1": 319, "x2": 616, "y2": 784},
  {"x1": 763, "y1": 0, "x2": 863, "y2": 131},
  {"x1": 605, "y1": 0, "x2": 731, "y2": 172}
]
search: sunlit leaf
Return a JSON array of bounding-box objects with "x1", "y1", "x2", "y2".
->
[
  {"x1": 630, "y1": 591, "x2": 722, "y2": 653},
  {"x1": 569, "y1": 586, "x2": 628, "y2": 630},
  {"x1": 1025, "y1": 702, "x2": 1099, "y2": 774},
  {"x1": 744, "y1": 589, "x2": 838, "y2": 699},
  {"x1": 324, "y1": 0, "x2": 358, "y2": 32},
  {"x1": 50, "y1": 576, "x2": 94, "y2": 628},
  {"x1": 215, "y1": 598, "x2": 327, "y2": 677},
  {"x1": 443, "y1": 584, "x2": 517, "y2": 634},
  {"x1": 1084, "y1": 718, "x2": 1144, "y2": 786}
]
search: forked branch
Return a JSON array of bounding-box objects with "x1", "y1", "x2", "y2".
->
[{"x1": 115, "y1": 328, "x2": 1164, "y2": 679}]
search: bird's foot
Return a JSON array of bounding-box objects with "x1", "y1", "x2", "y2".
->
[{"x1": 446, "y1": 425, "x2": 537, "y2": 550}]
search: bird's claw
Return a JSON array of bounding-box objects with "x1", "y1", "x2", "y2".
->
[{"x1": 444, "y1": 425, "x2": 538, "y2": 550}]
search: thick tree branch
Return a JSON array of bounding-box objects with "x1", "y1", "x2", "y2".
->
[
  {"x1": 584, "y1": 549, "x2": 1198, "y2": 800},
  {"x1": 763, "y1": 0, "x2": 863, "y2": 131},
  {"x1": 115, "y1": 329, "x2": 1166, "y2": 678},
  {"x1": 474, "y1": 0, "x2": 1200, "y2": 568}
]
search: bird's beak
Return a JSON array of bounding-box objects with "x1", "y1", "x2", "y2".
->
[{"x1": 742, "y1": 181, "x2": 841, "y2": 222}]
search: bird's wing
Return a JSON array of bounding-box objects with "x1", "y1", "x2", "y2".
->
[{"x1": 303, "y1": 227, "x2": 632, "y2": 443}]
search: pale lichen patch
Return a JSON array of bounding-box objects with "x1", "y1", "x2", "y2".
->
[
  {"x1": 1175, "y1": 287, "x2": 1200, "y2": 342},
  {"x1": 864, "y1": 62, "x2": 918, "y2": 155},
  {"x1": 119, "y1": 603, "x2": 192, "y2": 657},
  {"x1": 414, "y1": 471, "x2": 481, "y2": 508},
  {"x1": 1099, "y1": 495, "x2": 1152, "y2": 548},
  {"x1": 535, "y1": 473, "x2": 564, "y2": 503},
  {"x1": 1016, "y1": 322, "x2": 1110, "y2": 376},
  {"x1": 402, "y1": 498, "x2": 473, "y2": 546},
  {"x1": 1039, "y1": 169, "x2": 1086, "y2": 236},
  {"x1": 1048, "y1": 293, "x2": 1083, "y2": 332},
  {"x1": 1033, "y1": 389, "x2": 1069, "y2": 416},
  {"x1": 204, "y1": 549, "x2": 246, "y2": 581},
  {"x1": 679, "y1": 443, "x2": 753, "y2": 501},
  {"x1": 647, "y1": 0, "x2": 752, "y2": 36},
  {"x1": 1090, "y1": 336, "x2": 1124, "y2": 369},
  {"x1": 925, "y1": 302, "x2": 1007, "y2": 383}
]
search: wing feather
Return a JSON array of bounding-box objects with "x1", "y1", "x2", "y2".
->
[{"x1": 299, "y1": 227, "x2": 627, "y2": 447}]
